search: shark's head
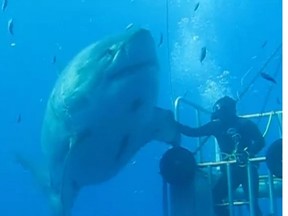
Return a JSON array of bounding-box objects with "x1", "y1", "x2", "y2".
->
[
  {"x1": 52, "y1": 28, "x2": 159, "y2": 117},
  {"x1": 98, "y1": 28, "x2": 159, "y2": 81}
]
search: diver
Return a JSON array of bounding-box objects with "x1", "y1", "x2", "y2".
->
[{"x1": 176, "y1": 96, "x2": 265, "y2": 216}]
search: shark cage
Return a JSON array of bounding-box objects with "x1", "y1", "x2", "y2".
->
[{"x1": 159, "y1": 96, "x2": 282, "y2": 216}]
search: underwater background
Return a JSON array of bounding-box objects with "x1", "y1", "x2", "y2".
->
[{"x1": 0, "y1": 0, "x2": 282, "y2": 216}]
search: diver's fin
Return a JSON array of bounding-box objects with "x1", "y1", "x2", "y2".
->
[{"x1": 148, "y1": 107, "x2": 181, "y2": 145}]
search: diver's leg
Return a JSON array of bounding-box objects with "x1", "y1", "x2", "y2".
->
[
  {"x1": 212, "y1": 166, "x2": 242, "y2": 216},
  {"x1": 212, "y1": 173, "x2": 229, "y2": 216},
  {"x1": 242, "y1": 165, "x2": 262, "y2": 216}
]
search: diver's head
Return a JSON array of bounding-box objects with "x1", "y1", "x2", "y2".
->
[{"x1": 211, "y1": 96, "x2": 237, "y2": 121}]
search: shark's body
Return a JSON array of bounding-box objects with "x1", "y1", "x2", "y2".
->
[{"x1": 19, "y1": 28, "x2": 179, "y2": 216}]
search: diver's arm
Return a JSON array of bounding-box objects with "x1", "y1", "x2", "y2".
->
[
  {"x1": 177, "y1": 121, "x2": 216, "y2": 137},
  {"x1": 247, "y1": 121, "x2": 265, "y2": 156}
]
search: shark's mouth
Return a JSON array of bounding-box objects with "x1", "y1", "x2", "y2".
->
[{"x1": 108, "y1": 60, "x2": 158, "y2": 80}]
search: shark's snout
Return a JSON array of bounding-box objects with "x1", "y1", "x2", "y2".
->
[{"x1": 106, "y1": 28, "x2": 158, "y2": 80}]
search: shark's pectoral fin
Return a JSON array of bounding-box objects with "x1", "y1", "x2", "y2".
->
[
  {"x1": 148, "y1": 107, "x2": 181, "y2": 146},
  {"x1": 14, "y1": 153, "x2": 66, "y2": 216},
  {"x1": 14, "y1": 153, "x2": 51, "y2": 193}
]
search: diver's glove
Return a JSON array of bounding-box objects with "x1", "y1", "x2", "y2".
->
[{"x1": 234, "y1": 148, "x2": 250, "y2": 167}]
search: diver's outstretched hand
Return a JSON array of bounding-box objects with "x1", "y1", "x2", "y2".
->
[
  {"x1": 150, "y1": 107, "x2": 182, "y2": 146},
  {"x1": 162, "y1": 110, "x2": 182, "y2": 147}
]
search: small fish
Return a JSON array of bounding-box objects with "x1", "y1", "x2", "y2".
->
[
  {"x1": 8, "y1": 18, "x2": 14, "y2": 35},
  {"x1": 200, "y1": 46, "x2": 206, "y2": 63},
  {"x1": 194, "y1": 2, "x2": 200, "y2": 12},
  {"x1": 261, "y1": 40, "x2": 268, "y2": 48},
  {"x1": 260, "y1": 72, "x2": 277, "y2": 84},
  {"x1": 125, "y1": 23, "x2": 134, "y2": 30},
  {"x1": 1, "y1": 0, "x2": 7, "y2": 12},
  {"x1": 158, "y1": 33, "x2": 163, "y2": 47},
  {"x1": 52, "y1": 55, "x2": 57, "y2": 64},
  {"x1": 17, "y1": 114, "x2": 21, "y2": 123}
]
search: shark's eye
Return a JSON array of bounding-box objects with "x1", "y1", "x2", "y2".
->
[
  {"x1": 102, "y1": 45, "x2": 119, "y2": 62},
  {"x1": 105, "y1": 48, "x2": 115, "y2": 57},
  {"x1": 107, "y1": 45, "x2": 117, "y2": 55},
  {"x1": 106, "y1": 43, "x2": 124, "y2": 57}
]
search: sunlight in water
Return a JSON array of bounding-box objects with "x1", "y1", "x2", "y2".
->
[{"x1": 170, "y1": 9, "x2": 233, "y2": 107}]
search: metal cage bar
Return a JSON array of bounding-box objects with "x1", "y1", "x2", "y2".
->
[
  {"x1": 173, "y1": 96, "x2": 282, "y2": 216},
  {"x1": 198, "y1": 157, "x2": 280, "y2": 215}
]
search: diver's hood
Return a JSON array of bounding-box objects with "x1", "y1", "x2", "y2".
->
[{"x1": 211, "y1": 96, "x2": 237, "y2": 121}]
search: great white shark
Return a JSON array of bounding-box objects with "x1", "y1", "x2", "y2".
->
[{"x1": 17, "y1": 28, "x2": 180, "y2": 216}]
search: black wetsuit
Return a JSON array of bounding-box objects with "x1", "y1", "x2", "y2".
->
[{"x1": 178, "y1": 116, "x2": 265, "y2": 216}]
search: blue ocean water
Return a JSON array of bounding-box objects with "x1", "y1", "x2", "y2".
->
[{"x1": 0, "y1": 0, "x2": 282, "y2": 216}]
